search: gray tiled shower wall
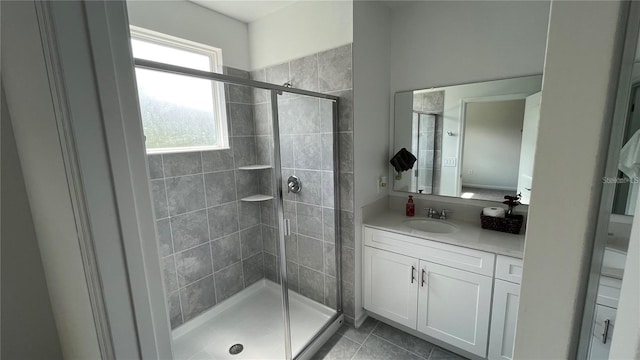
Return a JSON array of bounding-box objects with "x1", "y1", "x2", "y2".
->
[
  {"x1": 250, "y1": 44, "x2": 356, "y2": 321},
  {"x1": 148, "y1": 43, "x2": 355, "y2": 329},
  {"x1": 149, "y1": 67, "x2": 269, "y2": 329}
]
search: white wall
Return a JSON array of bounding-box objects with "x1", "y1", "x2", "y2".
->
[
  {"x1": 1, "y1": 2, "x2": 102, "y2": 358},
  {"x1": 126, "y1": 0, "x2": 250, "y2": 70},
  {"x1": 515, "y1": 1, "x2": 625, "y2": 358},
  {"x1": 353, "y1": 0, "x2": 391, "y2": 324},
  {"x1": 1, "y1": 87, "x2": 63, "y2": 360},
  {"x1": 462, "y1": 100, "x2": 525, "y2": 190},
  {"x1": 389, "y1": 1, "x2": 549, "y2": 94},
  {"x1": 249, "y1": 1, "x2": 353, "y2": 70}
]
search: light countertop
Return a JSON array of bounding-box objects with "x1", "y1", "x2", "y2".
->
[{"x1": 364, "y1": 210, "x2": 526, "y2": 258}]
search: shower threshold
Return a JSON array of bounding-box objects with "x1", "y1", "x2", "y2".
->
[{"x1": 171, "y1": 279, "x2": 336, "y2": 359}]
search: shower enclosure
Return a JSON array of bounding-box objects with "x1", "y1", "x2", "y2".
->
[{"x1": 136, "y1": 58, "x2": 344, "y2": 359}]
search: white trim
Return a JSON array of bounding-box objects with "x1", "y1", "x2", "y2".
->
[{"x1": 129, "y1": 25, "x2": 229, "y2": 153}]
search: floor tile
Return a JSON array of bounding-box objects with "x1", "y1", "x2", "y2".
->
[
  {"x1": 373, "y1": 322, "x2": 433, "y2": 358},
  {"x1": 337, "y1": 317, "x2": 378, "y2": 344},
  {"x1": 312, "y1": 332, "x2": 361, "y2": 360},
  {"x1": 352, "y1": 335, "x2": 424, "y2": 360}
]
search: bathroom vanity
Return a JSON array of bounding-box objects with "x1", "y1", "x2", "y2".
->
[{"x1": 362, "y1": 210, "x2": 525, "y2": 360}]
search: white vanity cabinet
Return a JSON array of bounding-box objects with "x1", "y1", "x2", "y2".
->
[
  {"x1": 363, "y1": 227, "x2": 496, "y2": 357},
  {"x1": 488, "y1": 255, "x2": 523, "y2": 360}
]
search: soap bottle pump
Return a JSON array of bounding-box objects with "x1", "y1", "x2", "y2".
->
[{"x1": 406, "y1": 195, "x2": 415, "y2": 217}]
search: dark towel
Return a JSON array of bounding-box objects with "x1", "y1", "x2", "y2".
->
[{"x1": 390, "y1": 148, "x2": 417, "y2": 172}]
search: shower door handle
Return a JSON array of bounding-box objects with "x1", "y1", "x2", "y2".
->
[{"x1": 284, "y1": 219, "x2": 291, "y2": 236}]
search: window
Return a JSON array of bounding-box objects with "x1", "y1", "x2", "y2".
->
[{"x1": 130, "y1": 27, "x2": 228, "y2": 153}]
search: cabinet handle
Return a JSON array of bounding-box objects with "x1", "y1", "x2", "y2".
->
[
  {"x1": 602, "y1": 319, "x2": 611, "y2": 344},
  {"x1": 421, "y1": 269, "x2": 426, "y2": 287},
  {"x1": 411, "y1": 266, "x2": 416, "y2": 283}
]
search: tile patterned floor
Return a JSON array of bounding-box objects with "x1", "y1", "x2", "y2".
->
[{"x1": 312, "y1": 318, "x2": 468, "y2": 360}]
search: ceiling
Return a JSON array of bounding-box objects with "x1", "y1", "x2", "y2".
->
[{"x1": 189, "y1": 0, "x2": 299, "y2": 23}]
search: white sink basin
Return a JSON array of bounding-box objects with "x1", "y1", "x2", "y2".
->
[{"x1": 403, "y1": 219, "x2": 459, "y2": 234}]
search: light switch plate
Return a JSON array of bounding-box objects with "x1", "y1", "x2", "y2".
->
[{"x1": 444, "y1": 157, "x2": 457, "y2": 167}]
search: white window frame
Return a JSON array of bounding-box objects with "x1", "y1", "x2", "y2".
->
[{"x1": 129, "y1": 26, "x2": 229, "y2": 153}]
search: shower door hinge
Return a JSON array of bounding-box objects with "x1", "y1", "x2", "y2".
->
[{"x1": 284, "y1": 219, "x2": 291, "y2": 236}]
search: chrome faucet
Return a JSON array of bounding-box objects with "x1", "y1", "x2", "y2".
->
[
  {"x1": 425, "y1": 208, "x2": 451, "y2": 220},
  {"x1": 425, "y1": 208, "x2": 438, "y2": 218}
]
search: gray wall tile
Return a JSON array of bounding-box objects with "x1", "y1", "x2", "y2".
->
[
  {"x1": 262, "y1": 225, "x2": 277, "y2": 255},
  {"x1": 285, "y1": 233, "x2": 298, "y2": 262},
  {"x1": 202, "y1": 149, "x2": 234, "y2": 172},
  {"x1": 295, "y1": 170, "x2": 322, "y2": 206},
  {"x1": 240, "y1": 225, "x2": 263, "y2": 259},
  {"x1": 290, "y1": 54, "x2": 318, "y2": 92},
  {"x1": 229, "y1": 103, "x2": 255, "y2": 137},
  {"x1": 286, "y1": 261, "x2": 299, "y2": 292},
  {"x1": 321, "y1": 134, "x2": 335, "y2": 171},
  {"x1": 243, "y1": 253, "x2": 264, "y2": 287},
  {"x1": 255, "y1": 136, "x2": 272, "y2": 166},
  {"x1": 235, "y1": 170, "x2": 259, "y2": 199},
  {"x1": 341, "y1": 247, "x2": 355, "y2": 285},
  {"x1": 294, "y1": 134, "x2": 322, "y2": 170},
  {"x1": 161, "y1": 256, "x2": 178, "y2": 293},
  {"x1": 180, "y1": 276, "x2": 216, "y2": 322},
  {"x1": 211, "y1": 233, "x2": 241, "y2": 271},
  {"x1": 298, "y1": 235, "x2": 324, "y2": 272},
  {"x1": 163, "y1": 152, "x2": 202, "y2": 177},
  {"x1": 232, "y1": 136, "x2": 257, "y2": 167},
  {"x1": 204, "y1": 170, "x2": 236, "y2": 206},
  {"x1": 299, "y1": 266, "x2": 324, "y2": 304},
  {"x1": 168, "y1": 291, "x2": 183, "y2": 328},
  {"x1": 321, "y1": 172, "x2": 335, "y2": 208},
  {"x1": 226, "y1": 83, "x2": 252, "y2": 104},
  {"x1": 254, "y1": 103, "x2": 272, "y2": 135},
  {"x1": 280, "y1": 135, "x2": 295, "y2": 168},
  {"x1": 170, "y1": 210, "x2": 209, "y2": 252},
  {"x1": 328, "y1": 90, "x2": 354, "y2": 132},
  {"x1": 340, "y1": 211, "x2": 355, "y2": 248},
  {"x1": 323, "y1": 208, "x2": 335, "y2": 243},
  {"x1": 208, "y1": 202, "x2": 239, "y2": 239},
  {"x1": 324, "y1": 275, "x2": 337, "y2": 309},
  {"x1": 147, "y1": 155, "x2": 164, "y2": 179},
  {"x1": 165, "y1": 175, "x2": 205, "y2": 215},
  {"x1": 175, "y1": 243, "x2": 213, "y2": 287},
  {"x1": 339, "y1": 173, "x2": 354, "y2": 212},
  {"x1": 239, "y1": 202, "x2": 261, "y2": 230},
  {"x1": 156, "y1": 219, "x2": 173, "y2": 257},
  {"x1": 297, "y1": 203, "x2": 323, "y2": 240},
  {"x1": 324, "y1": 243, "x2": 336, "y2": 277},
  {"x1": 150, "y1": 180, "x2": 168, "y2": 219},
  {"x1": 279, "y1": 97, "x2": 320, "y2": 135},
  {"x1": 265, "y1": 62, "x2": 289, "y2": 85},
  {"x1": 264, "y1": 253, "x2": 279, "y2": 283},
  {"x1": 339, "y1": 133, "x2": 353, "y2": 172},
  {"x1": 318, "y1": 44, "x2": 352, "y2": 92},
  {"x1": 215, "y1": 262, "x2": 244, "y2": 302}
]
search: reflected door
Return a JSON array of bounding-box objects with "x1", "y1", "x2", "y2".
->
[{"x1": 517, "y1": 91, "x2": 542, "y2": 204}]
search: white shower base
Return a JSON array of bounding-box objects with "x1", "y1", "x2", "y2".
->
[{"x1": 172, "y1": 279, "x2": 336, "y2": 360}]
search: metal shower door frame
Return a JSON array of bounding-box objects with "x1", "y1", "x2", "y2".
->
[{"x1": 133, "y1": 59, "x2": 344, "y2": 360}]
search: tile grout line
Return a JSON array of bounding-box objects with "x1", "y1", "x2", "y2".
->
[
  {"x1": 368, "y1": 333, "x2": 430, "y2": 360},
  {"x1": 348, "y1": 321, "x2": 379, "y2": 359}
]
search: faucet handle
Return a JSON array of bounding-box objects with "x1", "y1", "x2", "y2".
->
[
  {"x1": 439, "y1": 209, "x2": 452, "y2": 220},
  {"x1": 424, "y1": 207, "x2": 435, "y2": 218}
]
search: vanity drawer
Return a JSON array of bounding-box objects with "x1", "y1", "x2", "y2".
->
[
  {"x1": 364, "y1": 227, "x2": 495, "y2": 276},
  {"x1": 495, "y1": 255, "x2": 523, "y2": 284}
]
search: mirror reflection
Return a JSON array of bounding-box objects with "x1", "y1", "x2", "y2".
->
[
  {"x1": 393, "y1": 75, "x2": 543, "y2": 204},
  {"x1": 612, "y1": 82, "x2": 640, "y2": 215}
]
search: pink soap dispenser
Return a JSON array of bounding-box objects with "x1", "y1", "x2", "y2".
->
[{"x1": 406, "y1": 196, "x2": 415, "y2": 217}]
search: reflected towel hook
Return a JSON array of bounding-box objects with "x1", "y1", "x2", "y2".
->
[{"x1": 447, "y1": 131, "x2": 455, "y2": 136}]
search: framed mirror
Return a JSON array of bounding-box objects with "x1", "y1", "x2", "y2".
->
[{"x1": 393, "y1": 75, "x2": 543, "y2": 204}]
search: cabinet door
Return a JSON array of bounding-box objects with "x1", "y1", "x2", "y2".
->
[
  {"x1": 363, "y1": 246, "x2": 419, "y2": 328},
  {"x1": 587, "y1": 305, "x2": 617, "y2": 360},
  {"x1": 488, "y1": 280, "x2": 520, "y2": 360},
  {"x1": 417, "y1": 261, "x2": 492, "y2": 357}
]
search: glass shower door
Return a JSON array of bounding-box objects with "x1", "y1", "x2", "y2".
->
[{"x1": 269, "y1": 91, "x2": 341, "y2": 359}]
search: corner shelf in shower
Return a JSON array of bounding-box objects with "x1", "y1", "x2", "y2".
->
[
  {"x1": 240, "y1": 194, "x2": 274, "y2": 202},
  {"x1": 237, "y1": 165, "x2": 272, "y2": 170}
]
